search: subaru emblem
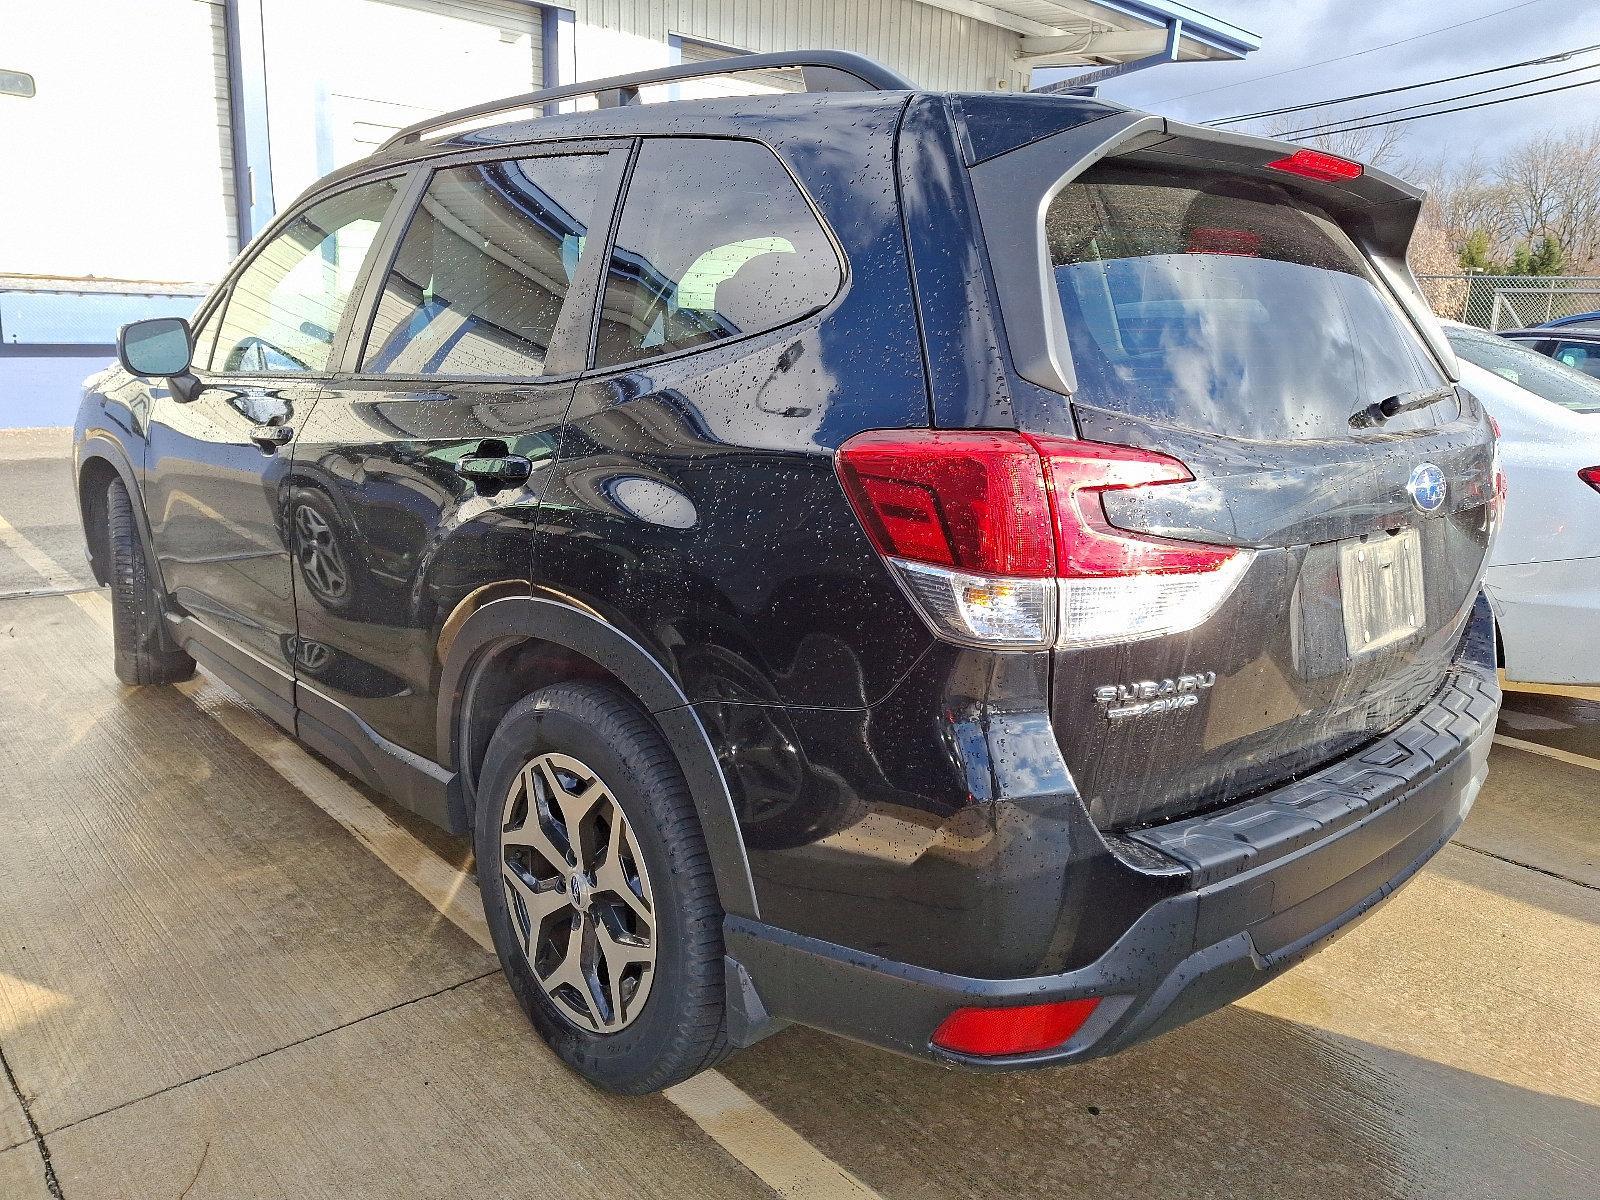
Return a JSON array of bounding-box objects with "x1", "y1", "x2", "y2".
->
[{"x1": 1407, "y1": 463, "x2": 1446, "y2": 513}]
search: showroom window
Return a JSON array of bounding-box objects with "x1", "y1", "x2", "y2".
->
[
  {"x1": 361, "y1": 154, "x2": 609, "y2": 377},
  {"x1": 208, "y1": 178, "x2": 399, "y2": 374},
  {"x1": 592, "y1": 139, "x2": 840, "y2": 370}
]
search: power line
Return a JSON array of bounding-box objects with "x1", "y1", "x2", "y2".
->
[
  {"x1": 1207, "y1": 43, "x2": 1600, "y2": 127},
  {"x1": 1280, "y1": 59, "x2": 1600, "y2": 137},
  {"x1": 1144, "y1": 0, "x2": 1551, "y2": 107},
  {"x1": 1294, "y1": 73, "x2": 1600, "y2": 138}
]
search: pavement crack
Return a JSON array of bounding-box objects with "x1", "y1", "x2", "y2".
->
[
  {"x1": 41, "y1": 968, "x2": 498, "y2": 1142},
  {"x1": 0, "y1": 1042, "x2": 66, "y2": 1200},
  {"x1": 1454, "y1": 841, "x2": 1598, "y2": 892},
  {"x1": 177, "y1": 1140, "x2": 211, "y2": 1199}
]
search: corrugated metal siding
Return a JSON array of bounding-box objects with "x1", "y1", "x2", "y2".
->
[
  {"x1": 204, "y1": 0, "x2": 241, "y2": 257},
  {"x1": 570, "y1": 0, "x2": 1028, "y2": 92}
]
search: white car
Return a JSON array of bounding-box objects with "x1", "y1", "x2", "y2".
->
[{"x1": 1444, "y1": 322, "x2": 1600, "y2": 687}]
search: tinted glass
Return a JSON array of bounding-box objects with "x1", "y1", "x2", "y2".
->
[
  {"x1": 211, "y1": 179, "x2": 397, "y2": 373},
  {"x1": 362, "y1": 155, "x2": 608, "y2": 377},
  {"x1": 1046, "y1": 163, "x2": 1448, "y2": 440},
  {"x1": 1553, "y1": 341, "x2": 1600, "y2": 378},
  {"x1": 592, "y1": 139, "x2": 839, "y2": 370},
  {"x1": 1448, "y1": 330, "x2": 1600, "y2": 413}
]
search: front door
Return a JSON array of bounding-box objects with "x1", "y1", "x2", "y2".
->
[
  {"x1": 287, "y1": 145, "x2": 628, "y2": 764},
  {"x1": 144, "y1": 176, "x2": 404, "y2": 722}
]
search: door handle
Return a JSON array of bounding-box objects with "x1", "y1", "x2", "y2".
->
[
  {"x1": 250, "y1": 423, "x2": 293, "y2": 451},
  {"x1": 457, "y1": 446, "x2": 533, "y2": 488}
]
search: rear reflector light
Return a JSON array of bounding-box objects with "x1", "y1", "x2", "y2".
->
[
  {"x1": 836, "y1": 431, "x2": 1253, "y2": 650},
  {"x1": 1581, "y1": 466, "x2": 1600, "y2": 494},
  {"x1": 932, "y1": 998, "x2": 1101, "y2": 1057},
  {"x1": 1267, "y1": 148, "x2": 1363, "y2": 183}
]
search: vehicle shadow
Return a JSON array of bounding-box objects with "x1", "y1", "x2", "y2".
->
[{"x1": 720, "y1": 1003, "x2": 1599, "y2": 1200}]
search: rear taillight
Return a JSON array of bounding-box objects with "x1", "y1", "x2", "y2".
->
[
  {"x1": 836, "y1": 431, "x2": 1253, "y2": 650},
  {"x1": 1581, "y1": 466, "x2": 1600, "y2": 494},
  {"x1": 1268, "y1": 148, "x2": 1363, "y2": 183}
]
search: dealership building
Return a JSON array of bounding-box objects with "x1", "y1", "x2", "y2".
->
[{"x1": 1, "y1": 0, "x2": 1255, "y2": 425}]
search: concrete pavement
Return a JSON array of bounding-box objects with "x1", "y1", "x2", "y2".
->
[{"x1": 2, "y1": 429, "x2": 1596, "y2": 1199}]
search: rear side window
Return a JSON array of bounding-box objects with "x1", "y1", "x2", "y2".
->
[
  {"x1": 592, "y1": 139, "x2": 839, "y2": 370},
  {"x1": 362, "y1": 155, "x2": 609, "y2": 377},
  {"x1": 209, "y1": 179, "x2": 398, "y2": 373},
  {"x1": 1047, "y1": 163, "x2": 1448, "y2": 440},
  {"x1": 1553, "y1": 341, "x2": 1600, "y2": 378},
  {"x1": 1447, "y1": 331, "x2": 1600, "y2": 413}
]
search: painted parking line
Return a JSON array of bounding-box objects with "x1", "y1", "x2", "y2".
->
[
  {"x1": 1493, "y1": 733, "x2": 1600, "y2": 775},
  {"x1": 0, "y1": 512, "x2": 882, "y2": 1200},
  {"x1": 0, "y1": 512, "x2": 79, "y2": 592}
]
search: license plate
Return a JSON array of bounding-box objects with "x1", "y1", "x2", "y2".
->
[{"x1": 1340, "y1": 528, "x2": 1425, "y2": 656}]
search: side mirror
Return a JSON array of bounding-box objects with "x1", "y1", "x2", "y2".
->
[{"x1": 118, "y1": 317, "x2": 193, "y2": 378}]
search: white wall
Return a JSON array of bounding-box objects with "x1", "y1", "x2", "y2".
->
[
  {"x1": 1, "y1": 0, "x2": 235, "y2": 283},
  {"x1": 565, "y1": 0, "x2": 1028, "y2": 92}
]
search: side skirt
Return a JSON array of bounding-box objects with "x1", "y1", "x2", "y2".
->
[{"x1": 171, "y1": 614, "x2": 460, "y2": 832}]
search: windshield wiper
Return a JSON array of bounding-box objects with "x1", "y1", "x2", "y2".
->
[{"x1": 1350, "y1": 385, "x2": 1456, "y2": 429}]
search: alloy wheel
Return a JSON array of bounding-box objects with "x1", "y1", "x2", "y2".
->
[{"x1": 499, "y1": 751, "x2": 656, "y2": 1033}]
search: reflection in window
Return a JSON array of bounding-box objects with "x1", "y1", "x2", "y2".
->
[
  {"x1": 210, "y1": 180, "x2": 397, "y2": 373},
  {"x1": 362, "y1": 155, "x2": 606, "y2": 377},
  {"x1": 593, "y1": 139, "x2": 840, "y2": 370},
  {"x1": 1047, "y1": 164, "x2": 1448, "y2": 441}
]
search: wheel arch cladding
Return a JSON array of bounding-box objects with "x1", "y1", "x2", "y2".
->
[
  {"x1": 438, "y1": 596, "x2": 758, "y2": 919},
  {"x1": 76, "y1": 441, "x2": 152, "y2": 589}
]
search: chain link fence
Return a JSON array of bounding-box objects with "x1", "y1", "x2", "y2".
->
[{"x1": 1415, "y1": 273, "x2": 1600, "y2": 329}]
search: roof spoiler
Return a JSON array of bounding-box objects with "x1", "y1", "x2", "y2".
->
[{"x1": 378, "y1": 50, "x2": 916, "y2": 153}]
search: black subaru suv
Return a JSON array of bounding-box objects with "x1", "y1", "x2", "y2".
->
[{"x1": 76, "y1": 52, "x2": 1501, "y2": 1094}]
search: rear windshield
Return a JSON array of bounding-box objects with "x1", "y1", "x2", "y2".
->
[
  {"x1": 1447, "y1": 329, "x2": 1600, "y2": 414},
  {"x1": 1047, "y1": 162, "x2": 1449, "y2": 440}
]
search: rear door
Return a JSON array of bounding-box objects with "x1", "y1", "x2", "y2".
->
[
  {"x1": 287, "y1": 142, "x2": 629, "y2": 764},
  {"x1": 145, "y1": 176, "x2": 403, "y2": 723},
  {"x1": 972, "y1": 135, "x2": 1495, "y2": 830}
]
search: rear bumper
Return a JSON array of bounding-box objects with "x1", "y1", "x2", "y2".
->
[{"x1": 725, "y1": 634, "x2": 1499, "y2": 1067}]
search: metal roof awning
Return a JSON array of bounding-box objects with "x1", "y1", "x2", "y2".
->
[{"x1": 917, "y1": 0, "x2": 1260, "y2": 84}]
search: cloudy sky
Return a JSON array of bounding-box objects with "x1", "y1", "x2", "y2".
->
[{"x1": 1034, "y1": 0, "x2": 1600, "y2": 167}]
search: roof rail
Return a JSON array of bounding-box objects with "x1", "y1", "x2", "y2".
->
[{"x1": 378, "y1": 50, "x2": 916, "y2": 153}]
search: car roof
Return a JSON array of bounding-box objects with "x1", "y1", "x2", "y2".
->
[{"x1": 1535, "y1": 310, "x2": 1600, "y2": 329}]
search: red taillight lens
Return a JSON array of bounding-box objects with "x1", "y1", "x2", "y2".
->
[
  {"x1": 834, "y1": 431, "x2": 1055, "y2": 576},
  {"x1": 836, "y1": 431, "x2": 1253, "y2": 649},
  {"x1": 1025, "y1": 436, "x2": 1239, "y2": 578},
  {"x1": 932, "y1": 997, "x2": 1101, "y2": 1057},
  {"x1": 1581, "y1": 466, "x2": 1600, "y2": 494},
  {"x1": 1267, "y1": 148, "x2": 1363, "y2": 183}
]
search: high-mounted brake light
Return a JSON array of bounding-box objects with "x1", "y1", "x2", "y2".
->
[
  {"x1": 1267, "y1": 148, "x2": 1363, "y2": 183},
  {"x1": 1580, "y1": 465, "x2": 1600, "y2": 494},
  {"x1": 836, "y1": 432, "x2": 1253, "y2": 650},
  {"x1": 931, "y1": 998, "x2": 1101, "y2": 1057}
]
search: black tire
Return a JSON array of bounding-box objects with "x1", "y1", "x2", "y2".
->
[
  {"x1": 105, "y1": 479, "x2": 195, "y2": 686},
  {"x1": 474, "y1": 681, "x2": 730, "y2": 1094}
]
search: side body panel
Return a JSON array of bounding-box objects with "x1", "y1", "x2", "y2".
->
[
  {"x1": 289, "y1": 382, "x2": 566, "y2": 762},
  {"x1": 143, "y1": 378, "x2": 319, "y2": 717},
  {"x1": 531, "y1": 102, "x2": 956, "y2": 942}
]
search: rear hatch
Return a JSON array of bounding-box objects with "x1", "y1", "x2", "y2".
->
[{"x1": 969, "y1": 119, "x2": 1496, "y2": 830}]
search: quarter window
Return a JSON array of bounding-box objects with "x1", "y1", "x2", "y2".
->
[
  {"x1": 361, "y1": 154, "x2": 609, "y2": 377},
  {"x1": 592, "y1": 139, "x2": 839, "y2": 370},
  {"x1": 210, "y1": 179, "x2": 398, "y2": 373}
]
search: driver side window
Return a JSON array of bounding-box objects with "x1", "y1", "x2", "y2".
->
[{"x1": 207, "y1": 178, "x2": 399, "y2": 374}]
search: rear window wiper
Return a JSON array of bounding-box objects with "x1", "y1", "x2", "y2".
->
[{"x1": 1350, "y1": 385, "x2": 1456, "y2": 429}]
